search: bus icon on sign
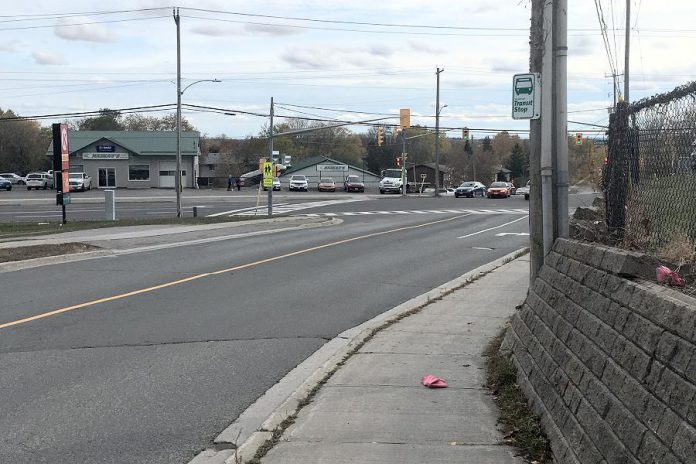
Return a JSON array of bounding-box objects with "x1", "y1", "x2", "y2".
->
[{"x1": 514, "y1": 77, "x2": 534, "y2": 95}]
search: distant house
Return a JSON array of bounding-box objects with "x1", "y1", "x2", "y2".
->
[
  {"x1": 406, "y1": 163, "x2": 450, "y2": 188},
  {"x1": 495, "y1": 167, "x2": 512, "y2": 182},
  {"x1": 281, "y1": 156, "x2": 381, "y2": 188},
  {"x1": 47, "y1": 131, "x2": 200, "y2": 189}
]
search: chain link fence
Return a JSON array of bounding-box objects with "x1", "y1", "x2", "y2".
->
[{"x1": 605, "y1": 81, "x2": 696, "y2": 253}]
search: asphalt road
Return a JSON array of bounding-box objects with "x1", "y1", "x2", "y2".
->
[
  {"x1": 0, "y1": 194, "x2": 570, "y2": 463},
  {"x1": 0, "y1": 187, "x2": 599, "y2": 222}
]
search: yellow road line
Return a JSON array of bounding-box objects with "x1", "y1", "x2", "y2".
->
[{"x1": 0, "y1": 214, "x2": 470, "y2": 330}]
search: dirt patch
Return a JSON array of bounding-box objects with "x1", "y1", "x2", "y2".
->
[{"x1": 0, "y1": 243, "x2": 102, "y2": 263}]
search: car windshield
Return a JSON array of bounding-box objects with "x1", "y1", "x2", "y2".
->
[
  {"x1": 292, "y1": 176, "x2": 306, "y2": 181},
  {"x1": 321, "y1": 178, "x2": 333, "y2": 183},
  {"x1": 346, "y1": 176, "x2": 360, "y2": 182},
  {"x1": 27, "y1": 174, "x2": 42, "y2": 179},
  {"x1": 383, "y1": 169, "x2": 401, "y2": 178},
  {"x1": 459, "y1": 182, "x2": 476, "y2": 187},
  {"x1": 490, "y1": 182, "x2": 508, "y2": 188},
  {"x1": 69, "y1": 173, "x2": 82, "y2": 178}
]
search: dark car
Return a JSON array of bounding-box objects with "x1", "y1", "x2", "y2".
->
[
  {"x1": 0, "y1": 177, "x2": 11, "y2": 191},
  {"x1": 454, "y1": 181, "x2": 486, "y2": 198},
  {"x1": 343, "y1": 175, "x2": 365, "y2": 193}
]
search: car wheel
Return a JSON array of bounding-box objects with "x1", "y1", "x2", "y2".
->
[
  {"x1": 43, "y1": 183, "x2": 47, "y2": 190},
  {"x1": 27, "y1": 186, "x2": 31, "y2": 190},
  {"x1": 7, "y1": 185, "x2": 11, "y2": 191},
  {"x1": 379, "y1": 189, "x2": 384, "y2": 194}
]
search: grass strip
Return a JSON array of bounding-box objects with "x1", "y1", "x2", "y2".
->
[
  {"x1": 484, "y1": 330, "x2": 552, "y2": 463},
  {"x1": 0, "y1": 216, "x2": 262, "y2": 240}
]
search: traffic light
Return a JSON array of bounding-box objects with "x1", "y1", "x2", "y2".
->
[
  {"x1": 395, "y1": 157, "x2": 401, "y2": 167},
  {"x1": 462, "y1": 127, "x2": 470, "y2": 142},
  {"x1": 377, "y1": 127, "x2": 384, "y2": 146},
  {"x1": 576, "y1": 133, "x2": 583, "y2": 145}
]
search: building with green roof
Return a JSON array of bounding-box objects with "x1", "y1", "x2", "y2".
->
[{"x1": 47, "y1": 131, "x2": 200, "y2": 189}]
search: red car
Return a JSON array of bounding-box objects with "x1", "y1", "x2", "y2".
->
[{"x1": 487, "y1": 181, "x2": 512, "y2": 198}]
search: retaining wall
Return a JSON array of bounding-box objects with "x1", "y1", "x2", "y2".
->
[{"x1": 502, "y1": 238, "x2": 696, "y2": 464}]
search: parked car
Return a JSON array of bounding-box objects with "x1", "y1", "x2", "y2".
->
[
  {"x1": 436, "y1": 188, "x2": 455, "y2": 196},
  {"x1": 0, "y1": 173, "x2": 25, "y2": 185},
  {"x1": 262, "y1": 177, "x2": 281, "y2": 191},
  {"x1": 68, "y1": 172, "x2": 92, "y2": 191},
  {"x1": 454, "y1": 181, "x2": 486, "y2": 198},
  {"x1": 289, "y1": 175, "x2": 308, "y2": 192},
  {"x1": 506, "y1": 182, "x2": 517, "y2": 195},
  {"x1": 487, "y1": 181, "x2": 511, "y2": 198},
  {"x1": 517, "y1": 180, "x2": 531, "y2": 200},
  {"x1": 343, "y1": 175, "x2": 365, "y2": 193},
  {"x1": 0, "y1": 177, "x2": 12, "y2": 191},
  {"x1": 25, "y1": 172, "x2": 54, "y2": 190},
  {"x1": 317, "y1": 177, "x2": 336, "y2": 192}
]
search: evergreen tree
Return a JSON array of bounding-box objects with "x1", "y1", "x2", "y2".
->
[{"x1": 505, "y1": 143, "x2": 528, "y2": 183}]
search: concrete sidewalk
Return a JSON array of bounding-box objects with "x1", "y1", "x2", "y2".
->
[{"x1": 254, "y1": 255, "x2": 529, "y2": 464}]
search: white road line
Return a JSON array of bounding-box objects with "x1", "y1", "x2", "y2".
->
[
  {"x1": 457, "y1": 215, "x2": 529, "y2": 239},
  {"x1": 207, "y1": 203, "x2": 290, "y2": 217}
]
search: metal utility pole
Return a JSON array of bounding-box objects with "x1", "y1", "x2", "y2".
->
[
  {"x1": 540, "y1": 0, "x2": 554, "y2": 255},
  {"x1": 624, "y1": 0, "x2": 630, "y2": 103},
  {"x1": 268, "y1": 97, "x2": 274, "y2": 216},
  {"x1": 401, "y1": 130, "x2": 407, "y2": 196},
  {"x1": 554, "y1": 0, "x2": 569, "y2": 239},
  {"x1": 529, "y1": 0, "x2": 545, "y2": 281},
  {"x1": 434, "y1": 67, "x2": 444, "y2": 196},
  {"x1": 174, "y1": 8, "x2": 182, "y2": 218}
]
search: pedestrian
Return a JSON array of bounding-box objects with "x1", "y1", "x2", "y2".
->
[
  {"x1": 227, "y1": 174, "x2": 232, "y2": 191},
  {"x1": 236, "y1": 176, "x2": 242, "y2": 191}
]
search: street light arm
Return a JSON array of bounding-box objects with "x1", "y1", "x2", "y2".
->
[{"x1": 180, "y1": 79, "x2": 221, "y2": 95}]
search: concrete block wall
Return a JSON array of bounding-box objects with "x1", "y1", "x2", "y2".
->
[{"x1": 502, "y1": 238, "x2": 696, "y2": 464}]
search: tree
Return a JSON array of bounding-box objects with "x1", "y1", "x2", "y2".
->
[
  {"x1": 0, "y1": 108, "x2": 51, "y2": 173},
  {"x1": 504, "y1": 143, "x2": 528, "y2": 185},
  {"x1": 482, "y1": 136, "x2": 492, "y2": 152},
  {"x1": 76, "y1": 108, "x2": 123, "y2": 130},
  {"x1": 121, "y1": 113, "x2": 195, "y2": 131}
]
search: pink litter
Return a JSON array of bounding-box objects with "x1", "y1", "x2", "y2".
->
[
  {"x1": 421, "y1": 375, "x2": 448, "y2": 388},
  {"x1": 656, "y1": 265, "x2": 685, "y2": 287}
]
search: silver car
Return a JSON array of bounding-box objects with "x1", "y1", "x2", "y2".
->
[
  {"x1": 289, "y1": 175, "x2": 308, "y2": 192},
  {"x1": 0, "y1": 173, "x2": 25, "y2": 185}
]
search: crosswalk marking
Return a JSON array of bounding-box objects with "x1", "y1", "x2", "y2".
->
[{"x1": 226, "y1": 199, "x2": 365, "y2": 216}]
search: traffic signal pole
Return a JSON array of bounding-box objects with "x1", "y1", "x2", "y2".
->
[{"x1": 401, "y1": 130, "x2": 407, "y2": 196}]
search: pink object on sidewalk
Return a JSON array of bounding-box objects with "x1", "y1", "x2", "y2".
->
[
  {"x1": 656, "y1": 265, "x2": 685, "y2": 287},
  {"x1": 421, "y1": 375, "x2": 448, "y2": 388}
]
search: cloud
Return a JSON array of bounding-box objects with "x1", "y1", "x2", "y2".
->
[
  {"x1": 409, "y1": 41, "x2": 444, "y2": 54},
  {"x1": 281, "y1": 45, "x2": 391, "y2": 70},
  {"x1": 54, "y1": 17, "x2": 117, "y2": 43},
  {"x1": 282, "y1": 47, "x2": 334, "y2": 69},
  {"x1": 471, "y1": 4, "x2": 498, "y2": 14},
  {"x1": 190, "y1": 23, "x2": 301, "y2": 37},
  {"x1": 32, "y1": 51, "x2": 67, "y2": 65},
  {"x1": 243, "y1": 23, "x2": 302, "y2": 36},
  {"x1": 0, "y1": 40, "x2": 19, "y2": 52}
]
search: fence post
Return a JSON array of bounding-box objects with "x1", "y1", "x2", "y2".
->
[{"x1": 606, "y1": 102, "x2": 629, "y2": 237}]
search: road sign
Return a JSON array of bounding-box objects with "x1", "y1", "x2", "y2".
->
[
  {"x1": 263, "y1": 161, "x2": 273, "y2": 176},
  {"x1": 420, "y1": 173, "x2": 427, "y2": 179},
  {"x1": 316, "y1": 164, "x2": 348, "y2": 172},
  {"x1": 512, "y1": 73, "x2": 540, "y2": 120}
]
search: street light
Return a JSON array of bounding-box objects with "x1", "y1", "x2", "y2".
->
[
  {"x1": 175, "y1": 77, "x2": 221, "y2": 217},
  {"x1": 434, "y1": 102, "x2": 447, "y2": 197},
  {"x1": 434, "y1": 67, "x2": 444, "y2": 197}
]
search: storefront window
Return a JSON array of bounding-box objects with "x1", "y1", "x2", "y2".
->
[{"x1": 129, "y1": 165, "x2": 150, "y2": 181}]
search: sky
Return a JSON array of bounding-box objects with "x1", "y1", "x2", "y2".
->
[{"x1": 1, "y1": 0, "x2": 694, "y2": 140}]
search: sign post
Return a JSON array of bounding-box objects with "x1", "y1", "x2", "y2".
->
[
  {"x1": 512, "y1": 73, "x2": 541, "y2": 120},
  {"x1": 52, "y1": 123, "x2": 70, "y2": 224}
]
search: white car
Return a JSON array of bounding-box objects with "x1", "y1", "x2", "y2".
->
[
  {"x1": 0, "y1": 173, "x2": 25, "y2": 185},
  {"x1": 288, "y1": 175, "x2": 308, "y2": 192},
  {"x1": 69, "y1": 172, "x2": 92, "y2": 191},
  {"x1": 25, "y1": 172, "x2": 54, "y2": 190}
]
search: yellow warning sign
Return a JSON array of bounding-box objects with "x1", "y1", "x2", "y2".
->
[{"x1": 263, "y1": 162, "x2": 273, "y2": 187}]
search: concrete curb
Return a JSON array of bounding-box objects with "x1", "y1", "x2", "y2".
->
[
  {"x1": 0, "y1": 249, "x2": 114, "y2": 274},
  {"x1": 188, "y1": 247, "x2": 529, "y2": 464}
]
